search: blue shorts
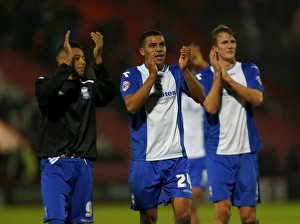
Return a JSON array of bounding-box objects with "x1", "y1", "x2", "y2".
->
[
  {"x1": 188, "y1": 157, "x2": 208, "y2": 190},
  {"x1": 206, "y1": 152, "x2": 261, "y2": 206},
  {"x1": 40, "y1": 158, "x2": 94, "y2": 223},
  {"x1": 129, "y1": 156, "x2": 193, "y2": 211}
]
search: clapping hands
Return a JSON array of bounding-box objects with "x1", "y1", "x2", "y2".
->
[{"x1": 91, "y1": 32, "x2": 104, "y2": 64}]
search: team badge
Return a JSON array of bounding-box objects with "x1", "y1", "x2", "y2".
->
[
  {"x1": 81, "y1": 87, "x2": 90, "y2": 99},
  {"x1": 122, "y1": 80, "x2": 131, "y2": 91}
]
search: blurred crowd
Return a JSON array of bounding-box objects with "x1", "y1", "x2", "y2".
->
[{"x1": 1, "y1": 0, "x2": 300, "y2": 94}]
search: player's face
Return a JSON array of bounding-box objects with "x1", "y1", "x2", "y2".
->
[
  {"x1": 72, "y1": 48, "x2": 86, "y2": 76},
  {"x1": 214, "y1": 32, "x2": 236, "y2": 62},
  {"x1": 140, "y1": 35, "x2": 166, "y2": 67}
]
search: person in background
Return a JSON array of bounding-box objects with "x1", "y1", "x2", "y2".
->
[
  {"x1": 35, "y1": 30, "x2": 115, "y2": 224},
  {"x1": 198, "y1": 24, "x2": 263, "y2": 224},
  {"x1": 120, "y1": 30, "x2": 205, "y2": 224},
  {"x1": 181, "y1": 43, "x2": 209, "y2": 224}
]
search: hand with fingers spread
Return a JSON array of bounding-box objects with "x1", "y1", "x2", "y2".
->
[
  {"x1": 179, "y1": 46, "x2": 192, "y2": 71},
  {"x1": 63, "y1": 30, "x2": 75, "y2": 66},
  {"x1": 197, "y1": 24, "x2": 263, "y2": 224},
  {"x1": 91, "y1": 31, "x2": 104, "y2": 64},
  {"x1": 35, "y1": 29, "x2": 115, "y2": 224}
]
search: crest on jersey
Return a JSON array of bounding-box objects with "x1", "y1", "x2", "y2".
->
[
  {"x1": 81, "y1": 87, "x2": 90, "y2": 99},
  {"x1": 122, "y1": 80, "x2": 131, "y2": 91}
]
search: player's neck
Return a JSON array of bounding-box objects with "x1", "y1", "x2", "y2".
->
[
  {"x1": 220, "y1": 58, "x2": 235, "y2": 70},
  {"x1": 157, "y1": 64, "x2": 167, "y2": 71}
]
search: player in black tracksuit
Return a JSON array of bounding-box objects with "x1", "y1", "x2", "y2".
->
[
  {"x1": 35, "y1": 30, "x2": 115, "y2": 224},
  {"x1": 36, "y1": 61, "x2": 114, "y2": 161}
]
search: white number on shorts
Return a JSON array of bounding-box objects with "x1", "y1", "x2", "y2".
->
[{"x1": 176, "y1": 173, "x2": 192, "y2": 189}]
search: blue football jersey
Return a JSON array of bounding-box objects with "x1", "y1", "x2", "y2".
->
[
  {"x1": 120, "y1": 64, "x2": 189, "y2": 161},
  {"x1": 196, "y1": 62, "x2": 263, "y2": 155}
]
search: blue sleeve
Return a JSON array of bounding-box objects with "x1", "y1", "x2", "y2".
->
[
  {"x1": 120, "y1": 67, "x2": 141, "y2": 99},
  {"x1": 195, "y1": 66, "x2": 214, "y2": 96},
  {"x1": 242, "y1": 63, "x2": 264, "y2": 92}
]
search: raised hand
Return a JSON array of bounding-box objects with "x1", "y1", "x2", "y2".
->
[
  {"x1": 91, "y1": 32, "x2": 103, "y2": 64},
  {"x1": 179, "y1": 46, "x2": 191, "y2": 71},
  {"x1": 146, "y1": 47, "x2": 158, "y2": 78},
  {"x1": 63, "y1": 30, "x2": 75, "y2": 66},
  {"x1": 209, "y1": 48, "x2": 221, "y2": 74}
]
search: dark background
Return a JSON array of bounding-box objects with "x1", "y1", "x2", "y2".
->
[{"x1": 0, "y1": 0, "x2": 299, "y2": 205}]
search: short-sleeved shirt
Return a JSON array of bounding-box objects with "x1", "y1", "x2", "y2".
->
[
  {"x1": 196, "y1": 62, "x2": 263, "y2": 155},
  {"x1": 120, "y1": 64, "x2": 189, "y2": 161}
]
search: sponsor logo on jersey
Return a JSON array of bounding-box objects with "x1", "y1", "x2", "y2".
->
[
  {"x1": 122, "y1": 80, "x2": 131, "y2": 91},
  {"x1": 148, "y1": 90, "x2": 176, "y2": 98},
  {"x1": 81, "y1": 87, "x2": 90, "y2": 99}
]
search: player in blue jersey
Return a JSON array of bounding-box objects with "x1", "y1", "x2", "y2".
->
[
  {"x1": 120, "y1": 30, "x2": 205, "y2": 224},
  {"x1": 182, "y1": 43, "x2": 210, "y2": 224},
  {"x1": 182, "y1": 43, "x2": 209, "y2": 224},
  {"x1": 35, "y1": 30, "x2": 115, "y2": 224},
  {"x1": 197, "y1": 24, "x2": 263, "y2": 224}
]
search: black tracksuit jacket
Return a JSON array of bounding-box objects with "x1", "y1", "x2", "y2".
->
[{"x1": 35, "y1": 63, "x2": 115, "y2": 161}]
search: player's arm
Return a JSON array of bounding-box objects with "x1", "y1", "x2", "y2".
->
[
  {"x1": 124, "y1": 49, "x2": 158, "y2": 114},
  {"x1": 93, "y1": 63, "x2": 116, "y2": 107},
  {"x1": 124, "y1": 69, "x2": 156, "y2": 114},
  {"x1": 35, "y1": 65, "x2": 72, "y2": 107},
  {"x1": 202, "y1": 49, "x2": 222, "y2": 114},
  {"x1": 124, "y1": 75, "x2": 155, "y2": 114},
  {"x1": 36, "y1": 30, "x2": 75, "y2": 107},
  {"x1": 90, "y1": 31, "x2": 116, "y2": 106},
  {"x1": 57, "y1": 30, "x2": 75, "y2": 66},
  {"x1": 203, "y1": 76, "x2": 221, "y2": 114},
  {"x1": 179, "y1": 46, "x2": 205, "y2": 104},
  {"x1": 221, "y1": 70, "x2": 263, "y2": 106}
]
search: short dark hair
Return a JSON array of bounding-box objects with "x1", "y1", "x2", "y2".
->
[
  {"x1": 56, "y1": 41, "x2": 83, "y2": 57},
  {"x1": 139, "y1": 30, "x2": 163, "y2": 48},
  {"x1": 211, "y1": 24, "x2": 235, "y2": 45}
]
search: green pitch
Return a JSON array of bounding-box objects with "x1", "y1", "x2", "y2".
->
[{"x1": 0, "y1": 202, "x2": 299, "y2": 223}]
